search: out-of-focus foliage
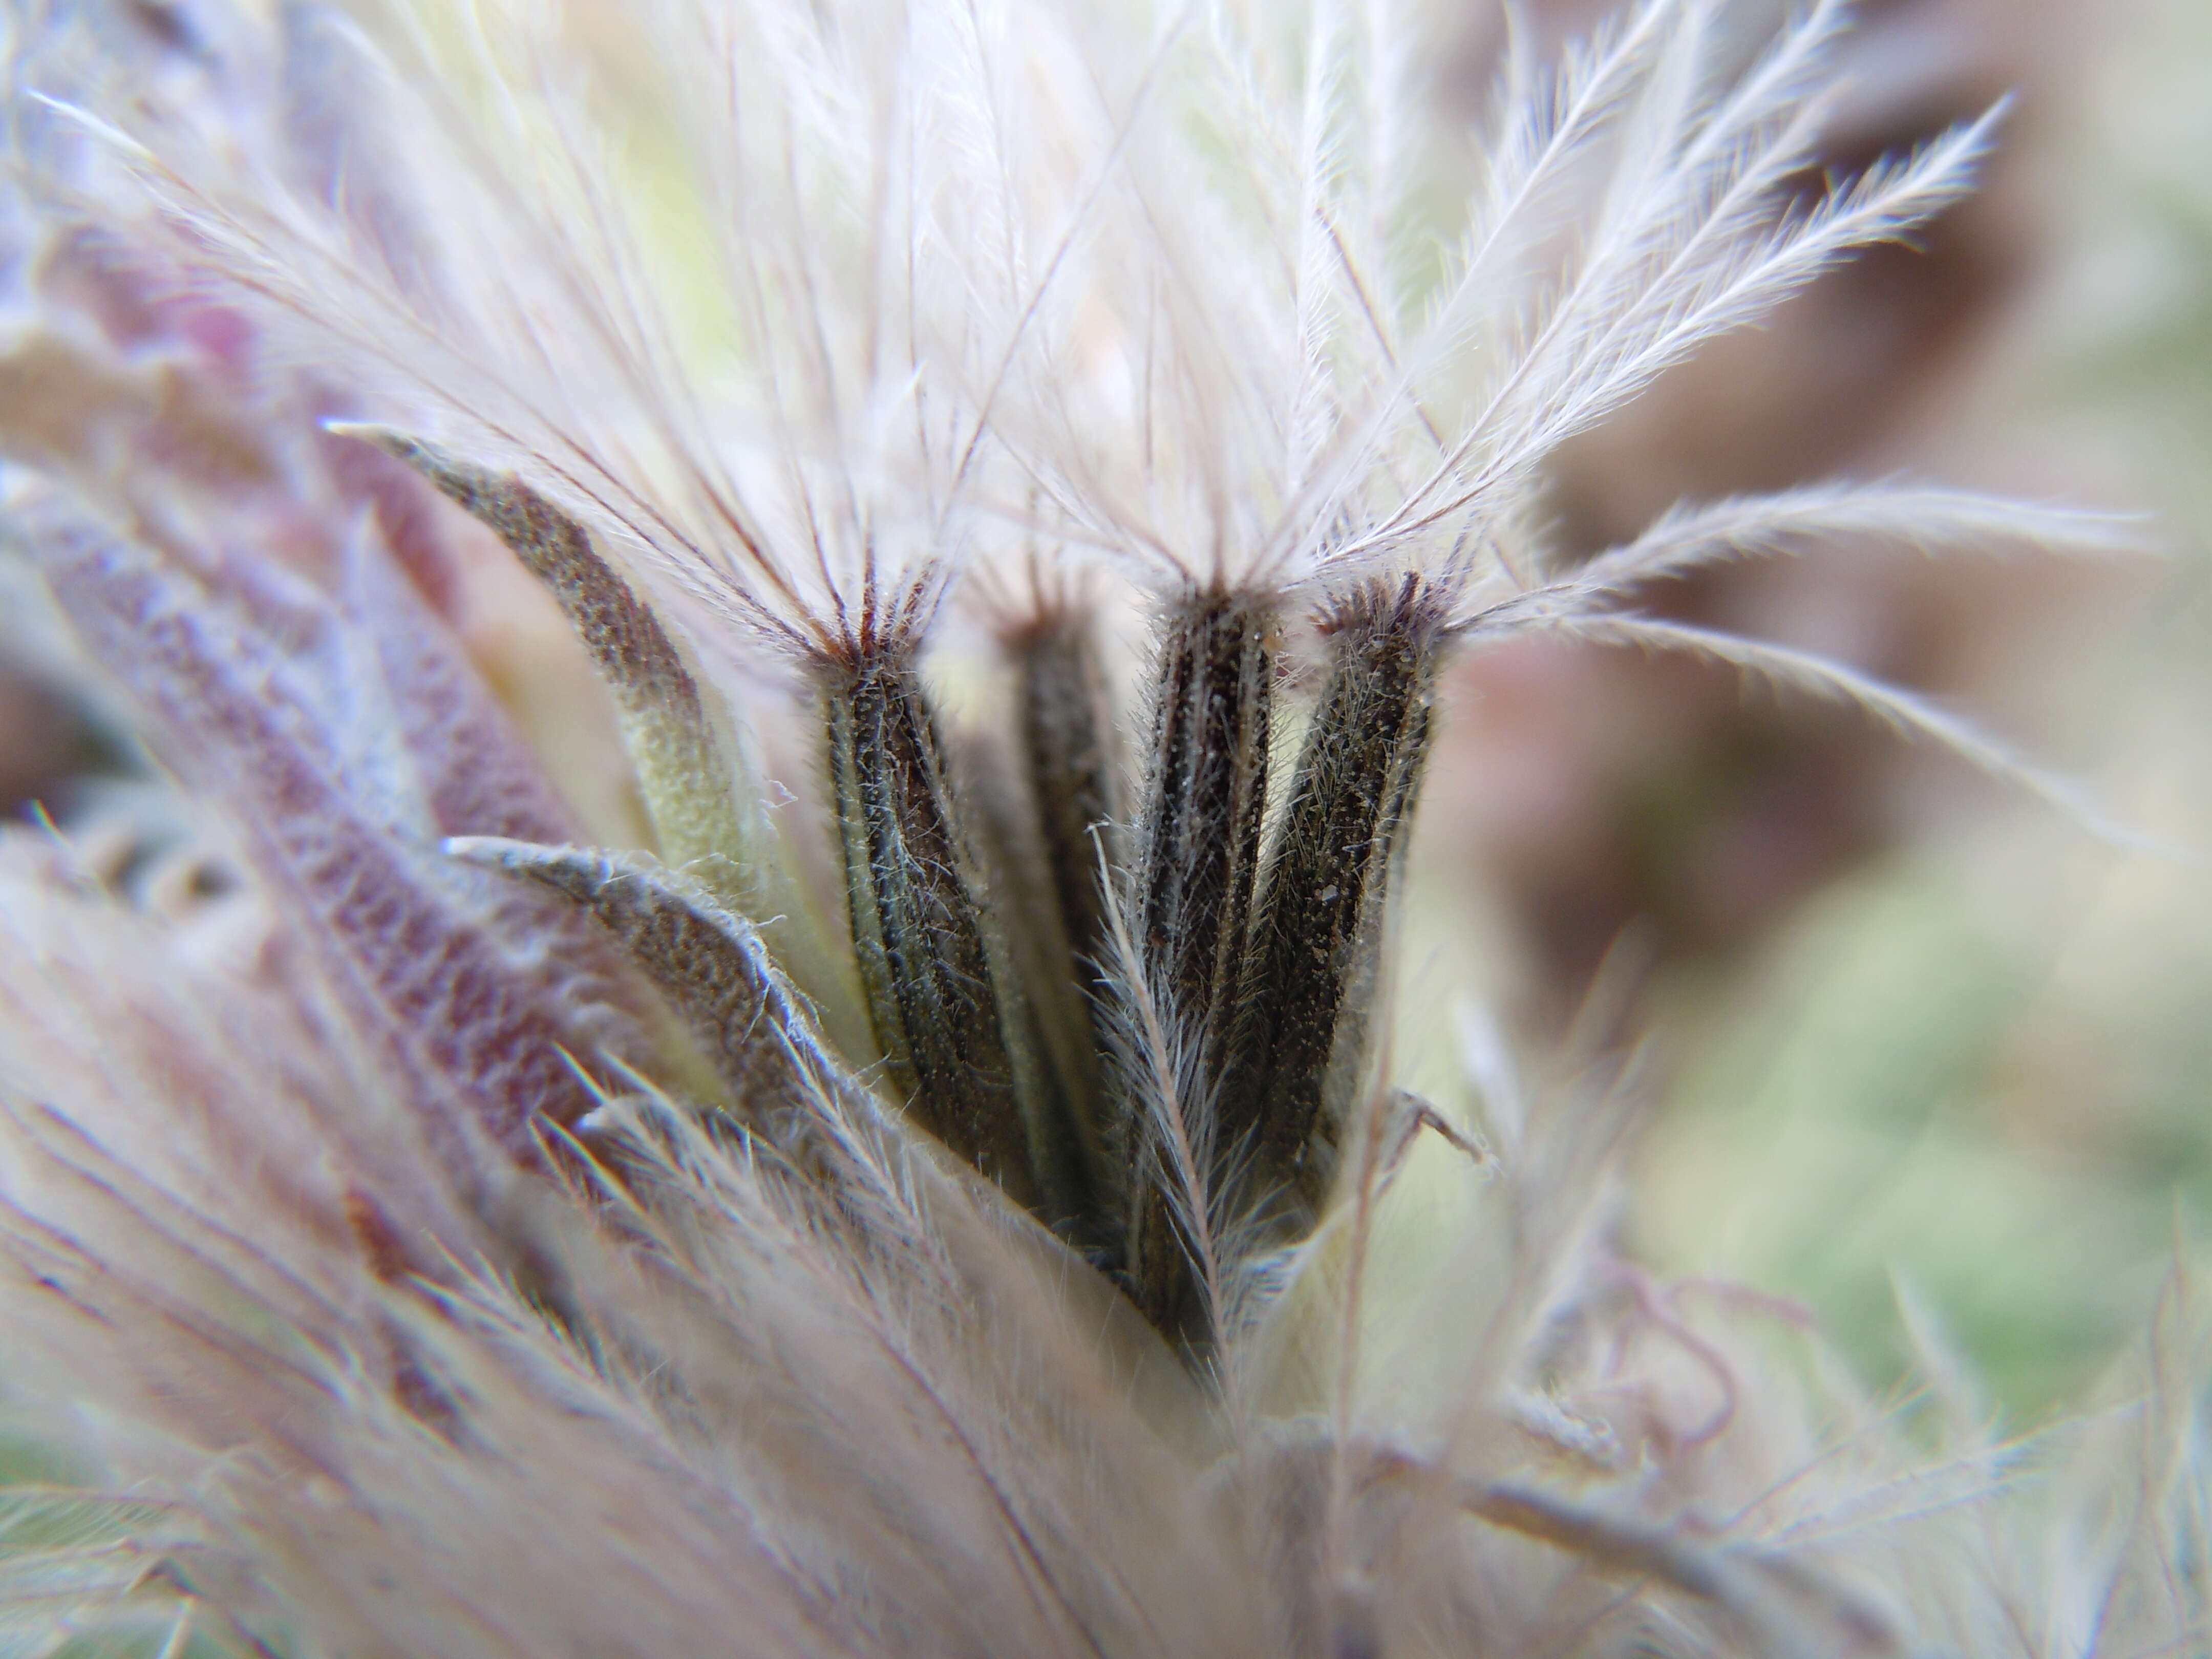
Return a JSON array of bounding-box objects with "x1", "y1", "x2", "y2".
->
[{"x1": 1613, "y1": 0, "x2": 2212, "y2": 1417}]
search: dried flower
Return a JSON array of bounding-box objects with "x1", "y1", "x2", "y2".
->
[{"x1": 0, "y1": 2, "x2": 2194, "y2": 1656}]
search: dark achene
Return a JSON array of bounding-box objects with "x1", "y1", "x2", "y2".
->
[
  {"x1": 823, "y1": 623, "x2": 1044, "y2": 1212},
  {"x1": 1218, "y1": 575, "x2": 1443, "y2": 1235},
  {"x1": 1121, "y1": 587, "x2": 1276, "y2": 1343},
  {"x1": 1001, "y1": 611, "x2": 1124, "y2": 1228},
  {"x1": 1116, "y1": 578, "x2": 1442, "y2": 1346}
]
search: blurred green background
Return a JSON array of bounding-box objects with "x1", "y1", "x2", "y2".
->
[{"x1": 1423, "y1": 0, "x2": 2212, "y2": 1420}]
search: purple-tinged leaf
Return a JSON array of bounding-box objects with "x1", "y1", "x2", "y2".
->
[{"x1": 32, "y1": 515, "x2": 637, "y2": 1160}]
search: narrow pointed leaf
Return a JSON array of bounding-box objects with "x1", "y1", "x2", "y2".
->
[{"x1": 348, "y1": 428, "x2": 752, "y2": 894}]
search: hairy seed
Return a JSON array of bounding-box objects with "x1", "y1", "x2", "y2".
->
[
  {"x1": 951, "y1": 737, "x2": 1109, "y2": 1241},
  {"x1": 1009, "y1": 612, "x2": 1122, "y2": 1226},
  {"x1": 1123, "y1": 587, "x2": 1274, "y2": 1341},
  {"x1": 1017, "y1": 614, "x2": 1121, "y2": 993},
  {"x1": 823, "y1": 637, "x2": 1041, "y2": 1208},
  {"x1": 1221, "y1": 576, "x2": 1441, "y2": 1227},
  {"x1": 1137, "y1": 589, "x2": 1274, "y2": 1038}
]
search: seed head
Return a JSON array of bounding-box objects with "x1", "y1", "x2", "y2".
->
[{"x1": 0, "y1": 2, "x2": 2182, "y2": 1656}]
